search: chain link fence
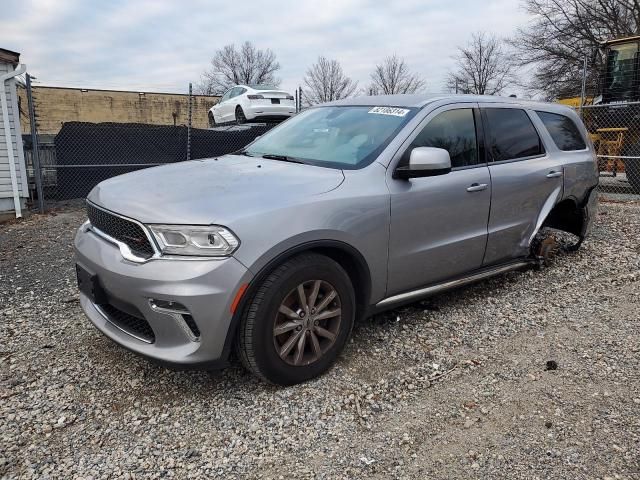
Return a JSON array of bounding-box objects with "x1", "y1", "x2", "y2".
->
[
  {"x1": 47, "y1": 122, "x2": 279, "y2": 201},
  {"x1": 18, "y1": 81, "x2": 640, "y2": 208},
  {"x1": 20, "y1": 84, "x2": 282, "y2": 208},
  {"x1": 24, "y1": 121, "x2": 279, "y2": 205},
  {"x1": 580, "y1": 102, "x2": 640, "y2": 201}
]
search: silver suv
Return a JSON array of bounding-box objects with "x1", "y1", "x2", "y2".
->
[{"x1": 75, "y1": 94, "x2": 598, "y2": 385}]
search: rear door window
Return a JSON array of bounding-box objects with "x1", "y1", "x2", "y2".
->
[
  {"x1": 536, "y1": 111, "x2": 586, "y2": 151},
  {"x1": 484, "y1": 108, "x2": 543, "y2": 162},
  {"x1": 402, "y1": 108, "x2": 478, "y2": 168}
]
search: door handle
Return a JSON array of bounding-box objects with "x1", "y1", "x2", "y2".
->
[
  {"x1": 546, "y1": 170, "x2": 563, "y2": 178},
  {"x1": 466, "y1": 183, "x2": 488, "y2": 192}
]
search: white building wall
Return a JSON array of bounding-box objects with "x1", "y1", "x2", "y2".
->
[{"x1": 0, "y1": 61, "x2": 29, "y2": 216}]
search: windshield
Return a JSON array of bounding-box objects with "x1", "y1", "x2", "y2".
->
[
  {"x1": 243, "y1": 106, "x2": 417, "y2": 169},
  {"x1": 605, "y1": 42, "x2": 639, "y2": 102}
]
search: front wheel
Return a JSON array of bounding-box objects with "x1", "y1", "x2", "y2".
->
[{"x1": 236, "y1": 253, "x2": 355, "y2": 385}]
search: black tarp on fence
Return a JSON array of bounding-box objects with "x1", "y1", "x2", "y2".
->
[{"x1": 49, "y1": 121, "x2": 277, "y2": 200}]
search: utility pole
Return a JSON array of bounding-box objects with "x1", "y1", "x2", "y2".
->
[
  {"x1": 25, "y1": 73, "x2": 44, "y2": 213},
  {"x1": 187, "y1": 82, "x2": 192, "y2": 161},
  {"x1": 579, "y1": 53, "x2": 588, "y2": 115}
]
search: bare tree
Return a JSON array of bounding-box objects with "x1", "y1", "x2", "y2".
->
[
  {"x1": 447, "y1": 32, "x2": 516, "y2": 95},
  {"x1": 511, "y1": 0, "x2": 640, "y2": 100},
  {"x1": 196, "y1": 41, "x2": 281, "y2": 95},
  {"x1": 303, "y1": 57, "x2": 358, "y2": 105},
  {"x1": 368, "y1": 55, "x2": 426, "y2": 94}
]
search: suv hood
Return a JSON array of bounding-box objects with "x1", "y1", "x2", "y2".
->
[{"x1": 87, "y1": 155, "x2": 345, "y2": 225}]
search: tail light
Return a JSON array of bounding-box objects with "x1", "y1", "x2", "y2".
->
[{"x1": 247, "y1": 94, "x2": 264, "y2": 100}]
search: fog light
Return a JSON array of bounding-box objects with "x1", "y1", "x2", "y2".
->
[
  {"x1": 149, "y1": 299, "x2": 189, "y2": 314},
  {"x1": 149, "y1": 299, "x2": 200, "y2": 341}
]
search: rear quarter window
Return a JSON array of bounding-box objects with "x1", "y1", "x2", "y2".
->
[{"x1": 536, "y1": 111, "x2": 587, "y2": 151}]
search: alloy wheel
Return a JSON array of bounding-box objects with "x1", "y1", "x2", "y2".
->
[{"x1": 273, "y1": 279, "x2": 342, "y2": 366}]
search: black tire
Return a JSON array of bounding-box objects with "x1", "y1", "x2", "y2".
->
[
  {"x1": 625, "y1": 157, "x2": 640, "y2": 194},
  {"x1": 208, "y1": 111, "x2": 216, "y2": 128},
  {"x1": 235, "y1": 106, "x2": 246, "y2": 125},
  {"x1": 622, "y1": 141, "x2": 640, "y2": 194},
  {"x1": 236, "y1": 253, "x2": 355, "y2": 385}
]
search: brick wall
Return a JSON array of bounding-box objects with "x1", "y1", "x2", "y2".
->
[{"x1": 18, "y1": 86, "x2": 219, "y2": 134}]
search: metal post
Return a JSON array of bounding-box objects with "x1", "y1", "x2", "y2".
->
[
  {"x1": 187, "y1": 82, "x2": 192, "y2": 161},
  {"x1": 579, "y1": 53, "x2": 588, "y2": 115},
  {"x1": 26, "y1": 73, "x2": 44, "y2": 213},
  {"x1": 298, "y1": 86, "x2": 302, "y2": 111}
]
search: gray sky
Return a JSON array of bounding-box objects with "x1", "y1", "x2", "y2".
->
[{"x1": 1, "y1": 0, "x2": 530, "y2": 96}]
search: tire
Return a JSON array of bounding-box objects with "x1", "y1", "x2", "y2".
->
[
  {"x1": 622, "y1": 141, "x2": 640, "y2": 194},
  {"x1": 235, "y1": 106, "x2": 246, "y2": 125},
  {"x1": 208, "y1": 111, "x2": 216, "y2": 128},
  {"x1": 236, "y1": 253, "x2": 355, "y2": 385},
  {"x1": 625, "y1": 157, "x2": 640, "y2": 194}
]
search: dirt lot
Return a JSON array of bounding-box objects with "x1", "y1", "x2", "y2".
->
[{"x1": 1, "y1": 201, "x2": 639, "y2": 479}]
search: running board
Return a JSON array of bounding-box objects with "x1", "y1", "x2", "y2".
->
[{"x1": 376, "y1": 261, "x2": 532, "y2": 309}]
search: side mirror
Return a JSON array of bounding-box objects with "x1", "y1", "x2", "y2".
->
[{"x1": 394, "y1": 147, "x2": 452, "y2": 179}]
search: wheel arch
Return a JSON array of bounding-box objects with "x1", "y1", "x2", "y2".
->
[
  {"x1": 541, "y1": 196, "x2": 586, "y2": 237},
  {"x1": 220, "y1": 240, "x2": 373, "y2": 362}
]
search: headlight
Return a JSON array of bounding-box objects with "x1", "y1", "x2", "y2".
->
[{"x1": 148, "y1": 225, "x2": 239, "y2": 257}]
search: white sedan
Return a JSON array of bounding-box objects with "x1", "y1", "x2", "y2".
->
[{"x1": 208, "y1": 85, "x2": 296, "y2": 126}]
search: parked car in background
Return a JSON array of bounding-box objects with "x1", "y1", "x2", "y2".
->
[
  {"x1": 208, "y1": 85, "x2": 296, "y2": 126},
  {"x1": 75, "y1": 94, "x2": 598, "y2": 385}
]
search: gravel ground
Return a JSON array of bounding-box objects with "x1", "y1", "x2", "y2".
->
[{"x1": 1, "y1": 201, "x2": 639, "y2": 479}]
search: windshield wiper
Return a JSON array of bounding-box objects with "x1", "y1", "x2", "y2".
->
[
  {"x1": 235, "y1": 150, "x2": 256, "y2": 157},
  {"x1": 259, "y1": 154, "x2": 305, "y2": 164}
]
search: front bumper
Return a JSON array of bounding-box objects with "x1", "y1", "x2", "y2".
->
[{"x1": 74, "y1": 225, "x2": 252, "y2": 367}]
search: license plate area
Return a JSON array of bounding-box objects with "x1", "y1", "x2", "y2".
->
[
  {"x1": 76, "y1": 264, "x2": 108, "y2": 304},
  {"x1": 271, "y1": 98, "x2": 280, "y2": 104}
]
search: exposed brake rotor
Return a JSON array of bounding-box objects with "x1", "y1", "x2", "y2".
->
[{"x1": 534, "y1": 234, "x2": 560, "y2": 266}]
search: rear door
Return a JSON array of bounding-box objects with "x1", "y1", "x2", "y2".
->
[
  {"x1": 386, "y1": 103, "x2": 491, "y2": 296},
  {"x1": 482, "y1": 105, "x2": 564, "y2": 265}
]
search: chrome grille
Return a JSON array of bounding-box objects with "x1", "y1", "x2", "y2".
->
[{"x1": 87, "y1": 203, "x2": 155, "y2": 259}]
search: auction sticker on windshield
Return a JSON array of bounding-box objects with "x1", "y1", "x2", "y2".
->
[{"x1": 368, "y1": 106, "x2": 410, "y2": 117}]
